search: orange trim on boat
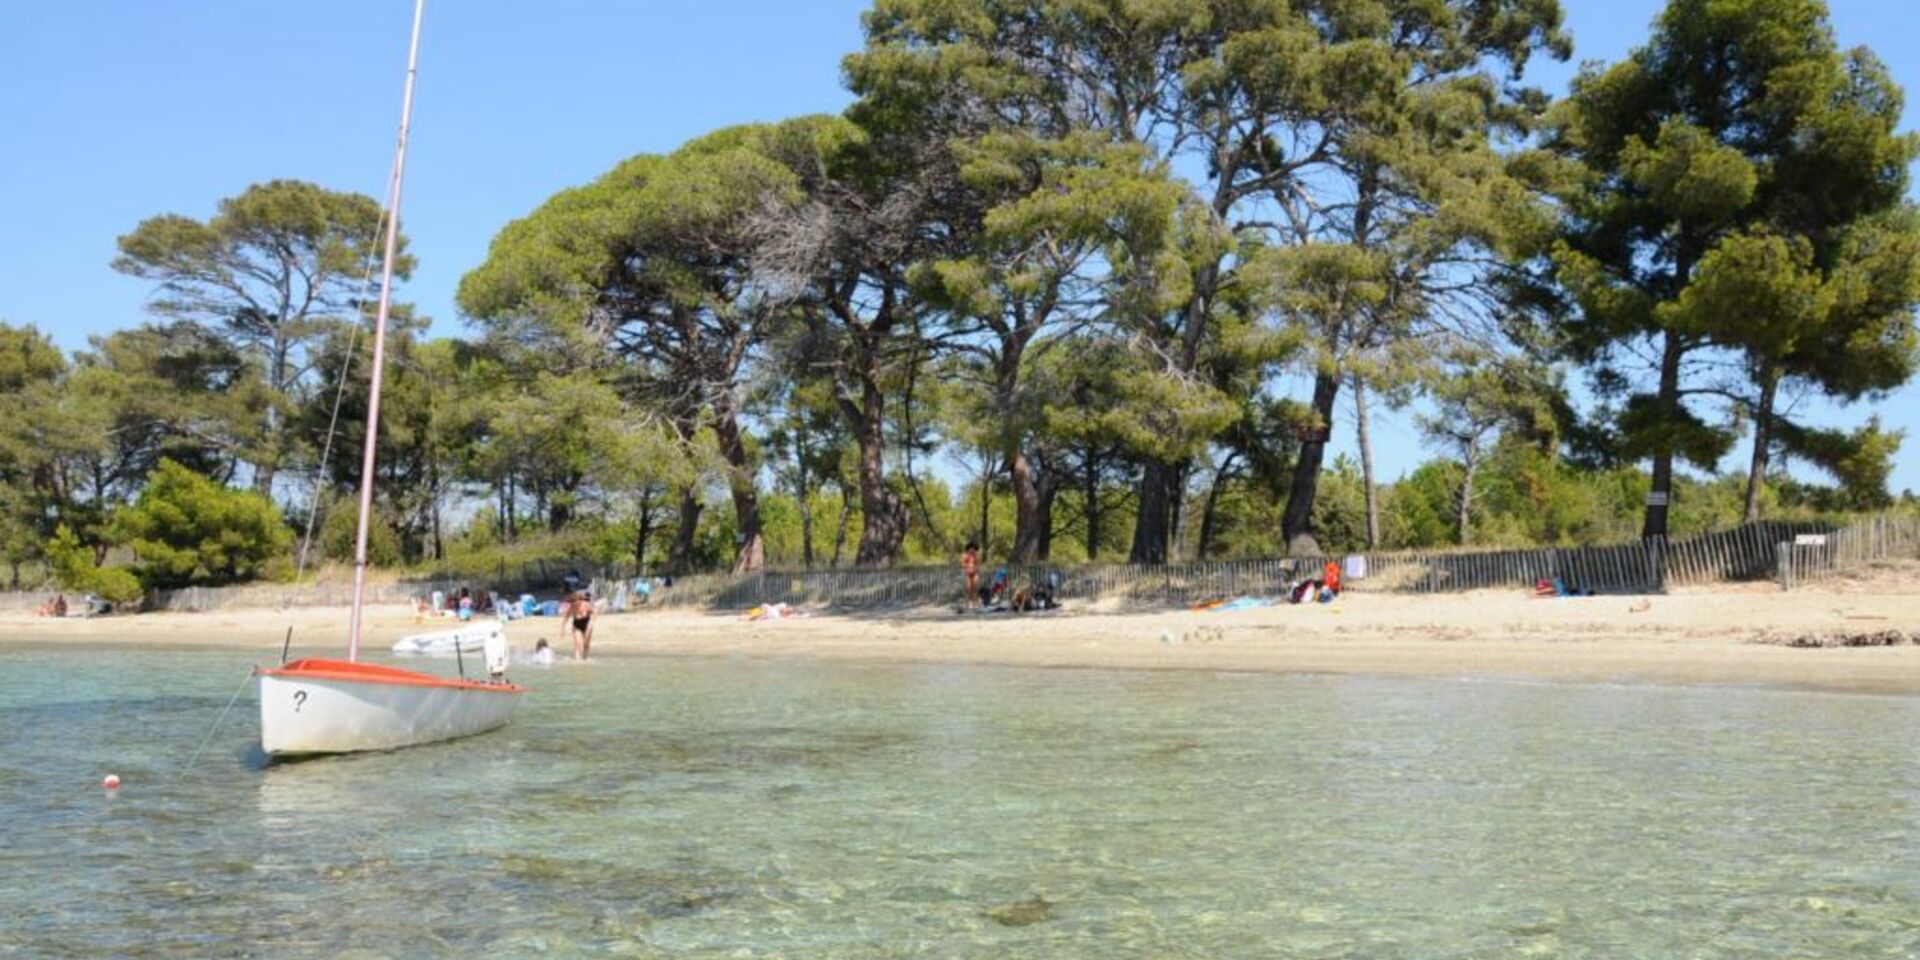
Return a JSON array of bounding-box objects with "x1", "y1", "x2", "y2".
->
[{"x1": 257, "y1": 658, "x2": 526, "y2": 693}]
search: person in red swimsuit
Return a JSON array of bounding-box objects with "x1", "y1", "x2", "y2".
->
[{"x1": 961, "y1": 542, "x2": 981, "y2": 606}]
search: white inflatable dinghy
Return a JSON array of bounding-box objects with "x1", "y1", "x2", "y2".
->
[{"x1": 392, "y1": 620, "x2": 506, "y2": 658}]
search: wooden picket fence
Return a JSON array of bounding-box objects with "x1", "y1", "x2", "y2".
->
[
  {"x1": 642, "y1": 518, "x2": 1864, "y2": 611},
  {"x1": 144, "y1": 580, "x2": 469, "y2": 613},
  {"x1": 0, "y1": 591, "x2": 59, "y2": 613},
  {"x1": 16, "y1": 514, "x2": 1906, "y2": 615},
  {"x1": 138, "y1": 555, "x2": 634, "y2": 614},
  {"x1": 1776, "y1": 513, "x2": 1920, "y2": 591}
]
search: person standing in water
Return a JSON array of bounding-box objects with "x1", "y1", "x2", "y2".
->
[{"x1": 561, "y1": 591, "x2": 596, "y2": 660}]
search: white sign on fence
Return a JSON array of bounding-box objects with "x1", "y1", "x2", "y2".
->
[{"x1": 1794, "y1": 534, "x2": 1829, "y2": 546}]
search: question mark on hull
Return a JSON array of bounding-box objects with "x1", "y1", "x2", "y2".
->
[{"x1": 293, "y1": 690, "x2": 307, "y2": 712}]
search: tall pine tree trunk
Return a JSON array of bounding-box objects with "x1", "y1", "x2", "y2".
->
[
  {"x1": 1642, "y1": 332, "x2": 1683, "y2": 541},
  {"x1": 712, "y1": 395, "x2": 765, "y2": 574},
  {"x1": 1036, "y1": 475, "x2": 1057, "y2": 561},
  {"x1": 1280, "y1": 372, "x2": 1341, "y2": 555},
  {"x1": 634, "y1": 487, "x2": 656, "y2": 571},
  {"x1": 996, "y1": 335, "x2": 1046, "y2": 563},
  {"x1": 1457, "y1": 444, "x2": 1480, "y2": 546},
  {"x1": 1743, "y1": 370, "x2": 1779, "y2": 522},
  {"x1": 1196, "y1": 461, "x2": 1233, "y2": 560},
  {"x1": 798, "y1": 483, "x2": 816, "y2": 570},
  {"x1": 1353, "y1": 373, "x2": 1380, "y2": 548},
  {"x1": 428, "y1": 457, "x2": 444, "y2": 561},
  {"x1": 1084, "y1": 456, "x2": 1103, "y2": 560},
  {"x1": 1167, "y1": 461, "x2": 1189, "y2": 559},
  {"x1": 851, "y1": 373, "x2": 907, "y2": 567},
  {"x1": 831, "y1": 485, "x2": 852, "y2": 567},
  {"x1": 1009, "y1": 450, "x2": 1044, "y2": 563},
  {"x1": 667, "y1": 484, "x2": 702, "y2": 574},
  {"x1": 256, "y1": 337, "x2": 288, "y2": 496},
  {"x1": 503, "y1": 476, "x2": 517, "y2": 541},
  {"x1": 1128, "y1": 460, "x2": 1179, "y2": 563}
]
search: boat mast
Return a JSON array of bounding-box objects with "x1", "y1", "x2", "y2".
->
[{"x1": 347, "y1": 0, "x2": 427, "y2": 661}]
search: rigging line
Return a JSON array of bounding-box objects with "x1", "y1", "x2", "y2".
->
[
  {"x1": 293, "y1": 202, "x2": 394, "y2": 577},
  {"x1": 180, "y1": 669, "x2": 255, "y2": 776}
]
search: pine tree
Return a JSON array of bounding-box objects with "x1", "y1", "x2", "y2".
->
[{"x1": 1542, "y1": 0, "x2": 1920, "y2": 536}]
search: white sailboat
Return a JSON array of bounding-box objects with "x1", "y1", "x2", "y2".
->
[{"x1": 258, "y1": 0, "x2": 524, "y2": 758}]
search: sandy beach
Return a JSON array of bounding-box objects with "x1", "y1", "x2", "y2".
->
[{"x1": 9, "y1": 563, "x2": 1920, "y2": 695}]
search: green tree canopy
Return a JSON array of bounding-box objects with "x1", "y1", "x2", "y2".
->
[
  {"x1": 460, "y1": 119, "x2": 846, "y2": 571},
  {"x1": 113, "y1": 180, "x2": 411, "y2": 495},
  {"x1": 113, "y1": 459, "x2": 293, "y2": 588},
  {"x1": 1540, "y1": 0, "x2": 1920, "y2": 535}
]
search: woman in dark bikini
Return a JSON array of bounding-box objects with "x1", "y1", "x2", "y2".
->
[{"x1": 561, "y1": 591, "x2": 595, "y2": 661}]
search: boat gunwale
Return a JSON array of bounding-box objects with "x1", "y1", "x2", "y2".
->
[{"x1": 258, "y1": 658, "x2": 526, "y2": 694}]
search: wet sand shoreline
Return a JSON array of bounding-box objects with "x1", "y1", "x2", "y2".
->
[{"x1": 8, "y1": 575, "x2": 1920, "y2": 695}]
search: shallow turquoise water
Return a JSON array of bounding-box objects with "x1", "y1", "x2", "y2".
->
[{"x1": 4, "y1": 642, "x2": 1920, "y2": 958}]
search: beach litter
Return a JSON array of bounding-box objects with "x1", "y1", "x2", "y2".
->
[
  {"x1": 744, "y1": 602, "x2": 808, "y2": 622},
  {"x1": 1192, "y1": 596, "x2": 1277, "y2": 612},
  {"x1": 1160, "y1": 626, "x2": 1226, "y2": 644}
]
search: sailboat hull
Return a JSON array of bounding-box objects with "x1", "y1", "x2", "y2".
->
[{"x1": 257, "y1": 659, "x2": 524, "y2": 757}]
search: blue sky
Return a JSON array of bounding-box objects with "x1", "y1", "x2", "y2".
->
[{"x1": 2, "y1": 0, "x2": 1916, "y2": 494}]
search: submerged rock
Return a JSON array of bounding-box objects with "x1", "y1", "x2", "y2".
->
[{"x1": 984, "y1": 895, "x2": 1055, "y2": 927}]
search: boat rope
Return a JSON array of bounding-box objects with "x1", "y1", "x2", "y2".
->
[{"x1": 181, "y1": 670, "x2": 255, "y2": 776}]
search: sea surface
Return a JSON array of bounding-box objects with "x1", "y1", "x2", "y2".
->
[{"x1": 3, "y1": 641, "x2": 1920, "y2": 958}]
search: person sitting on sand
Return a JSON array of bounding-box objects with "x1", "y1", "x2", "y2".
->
[
  {"x1": 35, "y1": 594, "x2": 67, "y2": 617},
  {"x1": 1318, "y1": 560, "x2": 1342, "y2": 602},
  {"x1": 561, "y1": 591, "x2": 596, "y2": 661}
]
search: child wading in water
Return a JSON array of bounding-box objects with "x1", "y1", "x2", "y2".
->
[{"x1": 561, "y1": 591, "x2": 596, "y2": 661}]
